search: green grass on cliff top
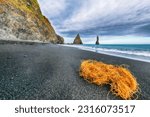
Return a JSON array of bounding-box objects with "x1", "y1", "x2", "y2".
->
[
  {"x1": 1, "y1": 0, "x2": 43, "y2": 18},
  {"x1": 0, "y1": 0, "x2": 53, "y2": 30}
]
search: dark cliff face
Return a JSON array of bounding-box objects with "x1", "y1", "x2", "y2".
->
[
  {"x1": 73, "y1": 34, "x2": 83, "y2": 44},
  {"x1": 56, "y1": 35, "x2": 64, "y2": 44},
  {"x1": 0, "y1": 0, "x2": 63, "y2": 43}
]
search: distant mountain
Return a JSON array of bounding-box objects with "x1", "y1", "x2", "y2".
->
[
  {"x1": 0, "y1": 0, "x2": 63, "y2": 44},
  {"x1": 73, "y1": 34, "x2": 83, "y2": 44}
]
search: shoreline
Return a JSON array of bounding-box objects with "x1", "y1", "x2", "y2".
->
[
  {"x1": 62, "y1": 44, "x2": 150, "y2": 63},
  {"x1": 0, "y1": 43, "x2": 150, "y2": 100}
]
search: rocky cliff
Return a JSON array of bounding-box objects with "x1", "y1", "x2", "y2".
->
[
  {"x1": 73, "y1": 34, "x2": 83, "y2": 44},
  {"x1": 0, "y1": 0, "x2": 63, "y2": 43},
  {"x1": 56, "y1": 35, "x2": 64, "y2": 44}
]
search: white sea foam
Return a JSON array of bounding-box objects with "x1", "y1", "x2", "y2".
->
[{"x1": 62, "y1": 44, "x2": 150, "y2": 63}]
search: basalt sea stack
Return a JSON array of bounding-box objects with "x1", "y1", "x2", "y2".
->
[
  {"x1": 73, "y1": 34, "x2": 83, "y2": 44},
  {"x1": 96, "y1": 36, "x2": 99, "y2": 45}
]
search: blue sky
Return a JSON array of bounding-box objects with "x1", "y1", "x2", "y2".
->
[{"x1": 38, "y1": 0, "x2": 150, "y2": 44}]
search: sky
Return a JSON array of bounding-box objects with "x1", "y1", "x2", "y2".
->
[{"x1": 38, "y1": 0, "x2": 150, "y2": 44}]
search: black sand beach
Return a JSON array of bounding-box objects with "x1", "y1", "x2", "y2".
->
[{"x1": 0, "y1": 43, "x2": 150, "y2": 100}]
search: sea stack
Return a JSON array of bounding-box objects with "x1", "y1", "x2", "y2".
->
[
  {"x1": 95, "y1": 36, "x2": 100, "y2": 45},
  {"x1": 73, "y1": 34, "x2": 83, "y2": 44}
]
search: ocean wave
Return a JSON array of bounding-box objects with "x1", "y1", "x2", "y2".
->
[
  {"x1": 96, "y1": 48, "x2": 150, "y2": 57},
  {"x1": 62, "y1": 45, "x2": 150, "y2": 63}
]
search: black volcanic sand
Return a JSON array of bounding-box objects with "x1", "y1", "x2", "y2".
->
[{"x1": 0, "y1": 43, "x2": 150, "y2": 100}]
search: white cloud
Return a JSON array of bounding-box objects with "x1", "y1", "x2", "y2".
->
[
  {"x1": 38, "y1": 0, "x2": 67, "y2": 18},
  {"x1": 38, "y1": 0, "x2": 150, "y2": 44},
  {"x1": 101, "y1": 36, "x2": 150, "y2": 44},
  {"x1": 62, "y1": 0, "x2": 150, "y2": 31}
]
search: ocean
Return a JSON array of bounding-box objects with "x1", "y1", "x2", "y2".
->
[{"x1": 63, "y1": 44, "x2": 150, "y2": 63}]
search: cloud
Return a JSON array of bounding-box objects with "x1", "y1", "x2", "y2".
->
[
  {"x1": 38, "y1": 0, "x2": 150, "y2": 43},
  {"x1": 61, "y1": 0, "x2": 150, "y2": 32},
  {"x1": 37, "y1": 0, "x2": 67, "y2": 18}
]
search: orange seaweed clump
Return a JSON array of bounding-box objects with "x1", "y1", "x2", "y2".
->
[{"x1": 79, "y1": 60, "x2": 139, "y2": 100}]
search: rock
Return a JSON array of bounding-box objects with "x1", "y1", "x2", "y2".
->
[
  {"x1": 27, "y1": 2, "x2": 31, "y2": 6},
  {"x1": 56, "y1": 35, "x2": 64, "y2": 44},
  {"x1": 0, "y1": 0, "x2": 60, "y2": 43},
  {"x1": 95, "y1": 36, "x2": 99, "y2": 45},
  {"x1": 73, "y1": 34, "x2": 83, "y2": 44}
]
